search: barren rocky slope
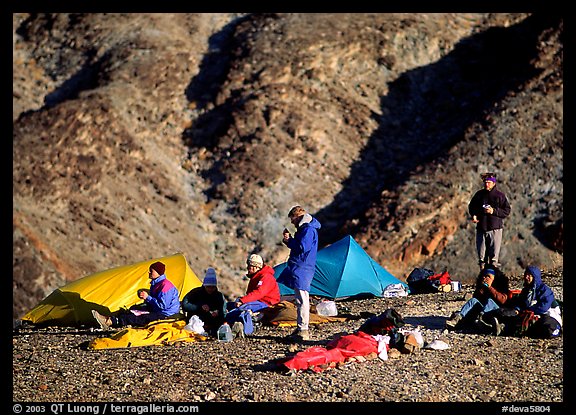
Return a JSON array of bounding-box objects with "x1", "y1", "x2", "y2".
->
[
  {"x1": 12, "y1": 271, "x2": 563, "y2": 404},
  {"x1": 13, "y1": 13, "x2": 562, "y2": 324}
]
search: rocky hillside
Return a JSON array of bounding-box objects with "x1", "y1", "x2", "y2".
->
[{"x1": 13, "y1": 13, "x2": 563, "y2": 321}]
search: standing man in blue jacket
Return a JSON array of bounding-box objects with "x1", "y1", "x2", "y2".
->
[
  {"x1": 277, "y1": 205, "x2": 321, "y2": 342},
  {"x1": 468, "y1": 173, "x2": 511, "y2": 270}
]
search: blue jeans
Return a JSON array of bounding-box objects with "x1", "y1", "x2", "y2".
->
[
  {"x1": 225, "y1": 300, "x2": 268, "y2": 315},
  {"x1": 225, "y1": 300, "x2": 268, "y2": 334},
  {"x1": 460, "y1": 297, "x2": 499, "y2": 319}
]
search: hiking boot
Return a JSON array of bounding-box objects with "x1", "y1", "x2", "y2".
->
[
  {"x1": 492, "y1": 316, "x2": 505, "y2": 336},
  {"x1": 288, "y1": 328, "x2": 309, "y2": 342},
  {"x1": 92, "y1": 310, "x2": 112, "y2": 330},
  {"x1": 252, "y1": 312, "x2": 264, "y2": 322},
  {"x1": 474, "y1": 315, "x2": 493, "y2": 333},
  {"x1": 231, "y1": 321, "x2": 245, "y2": 339},
  {"x1": 445, "y1": 312, "x2": 462, "y2": 330}
]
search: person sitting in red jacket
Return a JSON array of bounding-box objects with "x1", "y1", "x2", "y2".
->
[{"x1": 225, "y1": 254, "x2": 280, "y2": 336}]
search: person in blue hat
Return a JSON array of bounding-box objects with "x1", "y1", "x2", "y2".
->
[
  {"x1": 181, "y1": 267, "x2": 227, "y2": 335},
  {"x1": 445, "y1": 265, "x2": 510, "y2": 333}
]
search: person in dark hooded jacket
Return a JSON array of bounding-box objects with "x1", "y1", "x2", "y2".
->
[
  {"x1": 277, "y1": 205, "x2": 321, "y2": 342},
  {"x1": 490, "y1": 265, "x2": 562, "y2": 338}
]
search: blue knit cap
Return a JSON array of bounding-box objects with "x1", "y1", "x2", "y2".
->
[
  {"x1": 203, "y1": 268, "x2": 218, "y2": 286},
  {"x1": 483, "y1": 268, "x2": 496, "y2": 276}
]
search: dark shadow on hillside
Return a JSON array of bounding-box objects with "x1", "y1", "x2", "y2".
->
[
  {"x1": 15, "y1": 14, "x2": 106, "y2": 117},
  {"x1": 43, "y1": 50, "x2": 102, "y2": 108},
  {"x1": 404, "y1": 315, "x2": 449, "y2": 330},
  {"x1": 181, "y1": 14, "x2": 254, "y2": 197},
  {"x1": 534, "y1": 217, "x2": 564, "y2": 254},
  {"x1": 184, "y1": 14, "x2": 251, "y2": 111},
  {"x1": 15, "y1": 49, "x2": 105, "y2": 123},
  {"x1": 314, "y1": 14, "x2": 560, "y2": 247}
]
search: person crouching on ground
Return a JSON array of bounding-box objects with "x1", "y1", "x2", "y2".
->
[
  {"x1": 92, "y1": 261, "x2": 181, "y2": 330},
  {"x1": 225, "y1": 253, "x2": 280, "y2": 336},
  {"x1": 493, "y1": 265, "x2": 562, "y2": 338},
  {"x1": 445, "y1": 265, "x2": 510, "y2": 334},
  {"x1": 181, "y1": 267, "x2": 226, "y2": 336}
]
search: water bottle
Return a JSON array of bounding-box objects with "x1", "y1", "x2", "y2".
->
[{"x1": 217, "y1": 322, "x2": 233, "y2": 342}]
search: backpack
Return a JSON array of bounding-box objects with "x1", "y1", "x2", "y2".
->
[
  {"x1": 526, "y1": 314, "x2": 562, "y2": 339},
  {"x1": 359, "y1": 308, "x2": 405, "y2": 335},
  {"x1": 407, "y1": 268, "x2": 452, "y2": 294},
  {"x1": 406, "y1": 268, "x2": 436, "y2": 294}
]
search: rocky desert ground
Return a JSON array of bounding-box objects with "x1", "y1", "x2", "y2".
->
[{"x1": 12, "y1": 270, "x2": 563, "y2": 406}]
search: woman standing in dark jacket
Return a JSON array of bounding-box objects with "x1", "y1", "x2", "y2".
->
[{"x1": 468, "y1": 173, "x2": 511, "y2": 270}]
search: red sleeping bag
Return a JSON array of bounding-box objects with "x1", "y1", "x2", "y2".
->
[{"x1": 281, "y1": 331, "x2": 378, "y2": 372}]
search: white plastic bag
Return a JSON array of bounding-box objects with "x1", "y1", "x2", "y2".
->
[
  {"x1": 372, "y1": 334, "x2": 391, "y2": 361},
  {"x1": 316, "y1": 300, "x2": 338, "y2": 316},
  {"x1": 424, "y1": 339, "x2": 451, "y2": 350},
  {"x1": 184, "y1": 315, "x2": 206, "y2": 335},
  {"x1": 400, "y1": 327, "x2": 425, "y2": 348},
  {"x1": 382, "y1": 283, "x2": 409, "y2": 298}
]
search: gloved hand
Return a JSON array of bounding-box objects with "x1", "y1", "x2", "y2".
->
[{"x1": 516, "y1": 310, "x2": 538, "y2": 336}]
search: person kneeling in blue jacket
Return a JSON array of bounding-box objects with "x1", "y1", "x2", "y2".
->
[{"x1": 485, "y1": 265, "x2": 562, "y2": 338}]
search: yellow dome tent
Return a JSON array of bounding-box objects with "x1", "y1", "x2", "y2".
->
[{"x1": 21, "y1": 253, "x2": 202, "y2": 328}]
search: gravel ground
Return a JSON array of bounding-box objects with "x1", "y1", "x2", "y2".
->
[{"x1": 12, "y1": 270, "x2": 563, "y2": 406}]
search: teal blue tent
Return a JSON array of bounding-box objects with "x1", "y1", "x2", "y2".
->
[{"x1": 273, "y1": 235, "x2": 408, "y2": 299}]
